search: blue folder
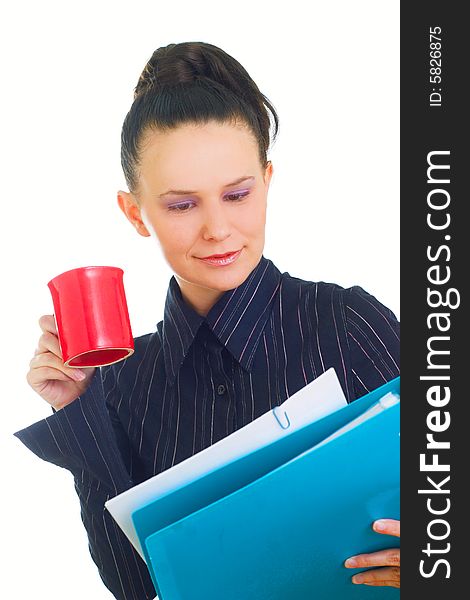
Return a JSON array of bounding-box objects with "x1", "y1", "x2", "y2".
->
[{"x1": 132, "y1": 377, "x2": 400, "y2": 599}]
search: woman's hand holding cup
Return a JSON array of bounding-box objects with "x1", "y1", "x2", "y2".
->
[{"x1": 26, "y1": 314, "x2": 96, "y2": 411}]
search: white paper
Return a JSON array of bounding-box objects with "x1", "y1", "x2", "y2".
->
[{"x1": 105, "y1": 367, "x2": 347, "y2": 559}]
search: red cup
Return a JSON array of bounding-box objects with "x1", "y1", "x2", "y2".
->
[{"x1": 47, "y1": 266, "x2": 134, "y2": 368}]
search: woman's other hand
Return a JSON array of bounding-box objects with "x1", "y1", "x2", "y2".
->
[
  {"x1": 344, "y1": 518, "x2": 400, "y2": 588},
  {"x1": 26, "y1": 314, "x2": 96, "y2": 411}
]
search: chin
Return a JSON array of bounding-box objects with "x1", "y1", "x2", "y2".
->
[
  {"x1": 205, "y1": 261, "x2": 256, "y2": 291},
  {"x1": 178, "y1": 248, "x2": 261, "y2": 289}
]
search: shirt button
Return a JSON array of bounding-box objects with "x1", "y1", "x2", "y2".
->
[{"x1": 217, "y1": 384, "x2": 226, "y2": 395}]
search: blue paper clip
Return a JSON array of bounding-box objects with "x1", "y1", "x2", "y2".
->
[{"x1": 272, "y1": 406, "x2": 291, "y2": 430}]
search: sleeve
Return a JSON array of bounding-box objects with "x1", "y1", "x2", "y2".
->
[
  {"x1": 344, "y1": 285, "x2": 400, "y2": 399},
  {"x1": 13, "y1": 367, "x2": 157, "y2": 600}
]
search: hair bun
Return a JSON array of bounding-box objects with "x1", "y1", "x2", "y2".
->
[{"x1": 134, "y1": 42, "x2": 248, "y2": 100}]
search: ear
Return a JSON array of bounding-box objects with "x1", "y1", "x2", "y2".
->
[
  {"x1": 117, "y1": 190, "x2": 151, "y2": 237},
  {"x1": 264, "y1": 160, "x2": 274, "y2": 187}
]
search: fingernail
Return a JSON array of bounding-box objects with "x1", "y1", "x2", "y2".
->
[
  {"x1": 345, "y1": 558, "x2": 357, "y2": 568},
  {"x1": 352, "y1": 574, "x2": 364, "y2": 584},
  {"x1": 71, "y1": 369, "x2": 86, "y2": 381},
  {"x1": 374, "y1": 519, "x2": 387, "y2": 531}
]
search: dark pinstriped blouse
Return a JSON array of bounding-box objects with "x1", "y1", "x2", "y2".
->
[{"x1": 14, "y1": 255, "x2": 400, "y2": 600}]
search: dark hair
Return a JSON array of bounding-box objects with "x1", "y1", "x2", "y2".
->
[{"x1": 120, "y1": 41, "x2": 279, "y2": 198}]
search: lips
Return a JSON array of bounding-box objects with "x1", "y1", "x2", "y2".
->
[
  {"x1": 200, "y1": 251, "x2": 238, "y2": 259},
  {"x1": 198, "y1": 249, "x2": 242, "y2": 266}
]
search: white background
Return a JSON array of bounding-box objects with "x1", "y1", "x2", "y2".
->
[{"x1": 1, "y1": 1, "x2": 399, "y2": 598}]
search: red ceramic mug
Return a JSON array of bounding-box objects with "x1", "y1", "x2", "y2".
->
[{"x1": 47, "y1": 266, "x2": 134, "y2": 368}]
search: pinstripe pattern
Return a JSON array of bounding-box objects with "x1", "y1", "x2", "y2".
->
[{"x1": 14, "y1": 255, "x2": 399, "y2": 599}]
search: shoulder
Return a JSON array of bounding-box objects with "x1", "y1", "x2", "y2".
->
[
  {"x1": 343, "y1": 285, "x2": 399, "y2": 318},
  {"x1": 280, "y1": 271, "x2": 399, "y2": 344},
  {"x1": 342, "y1": 285, "x2": 400, "y2": 342},
  {"x1": 282, "y1": 271, "x2": 398, "y2": 321}
]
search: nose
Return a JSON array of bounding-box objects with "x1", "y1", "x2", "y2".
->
[{"x1": 201, "y1": 202, "x2": 232, "y2": 242}]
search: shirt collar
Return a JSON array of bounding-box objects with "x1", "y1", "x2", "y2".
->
[{"x1": 161, "y1": 255, "x2": 282, "y2": 385}]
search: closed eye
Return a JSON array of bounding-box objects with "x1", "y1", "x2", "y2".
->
[
  {"x1": 167, "y1": 191, "x2": 249, "y2": 213},
  {"x1": 225, "y1": 191, "x2": 250, "y2": 202},
  {"x1": 167, "y1": 201, "x2": 195, "y2": 212}
]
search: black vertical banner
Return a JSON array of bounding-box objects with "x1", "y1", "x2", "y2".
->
[{"x1": 401, "y1": 2, "x2": 466, "y2": 598}]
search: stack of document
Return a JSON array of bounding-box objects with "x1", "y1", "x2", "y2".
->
[{"x1": 106, "y1": 368, "x2": 400, "y2": 599}]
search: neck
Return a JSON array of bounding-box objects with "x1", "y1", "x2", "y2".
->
[{"x1": 175, "y1": 276, "x2": 224, "y2": 317}]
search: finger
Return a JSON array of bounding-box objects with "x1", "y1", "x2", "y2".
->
[
  {"x1": 363, "y1": 581, "x2": 400, "y2": 588},
  {"x1": 38, "y1": 314, "x2": 58, "y2": 336},
  {"x1": 373, "y1": 518, "x2": 400, "y2": 537},
  {"x1": 352, "y1": 566, "x2": 400, "y2": 587},
  {"x1": 35, "y1": 331, "x2": 62, "y2": 358},
  {"x1": 29, "y1": 352, "x2": 85, "y2": 381},
  {"x1": 345, "y1": 548, "x2": 400, "y2": 569},
  {"x1": 27, "y1": 365, "x2": 80, "y2": 388}
]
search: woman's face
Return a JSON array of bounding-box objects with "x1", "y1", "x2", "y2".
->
[{"x1": 118, "y1": 120, "x2": 273, "y2": 316}]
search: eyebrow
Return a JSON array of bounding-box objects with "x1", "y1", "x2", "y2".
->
[{"x1": 157, "y1": 175, "x2": 255, "y2": 198}]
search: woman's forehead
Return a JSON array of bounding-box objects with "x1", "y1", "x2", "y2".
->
[{"x1": 138, "y1": 123, "x2": 261, "y2": 191}]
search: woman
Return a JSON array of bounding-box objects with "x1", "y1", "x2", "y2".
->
[{"x1": 15, "y1": 41, "x2": 400, "y2": 598}]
